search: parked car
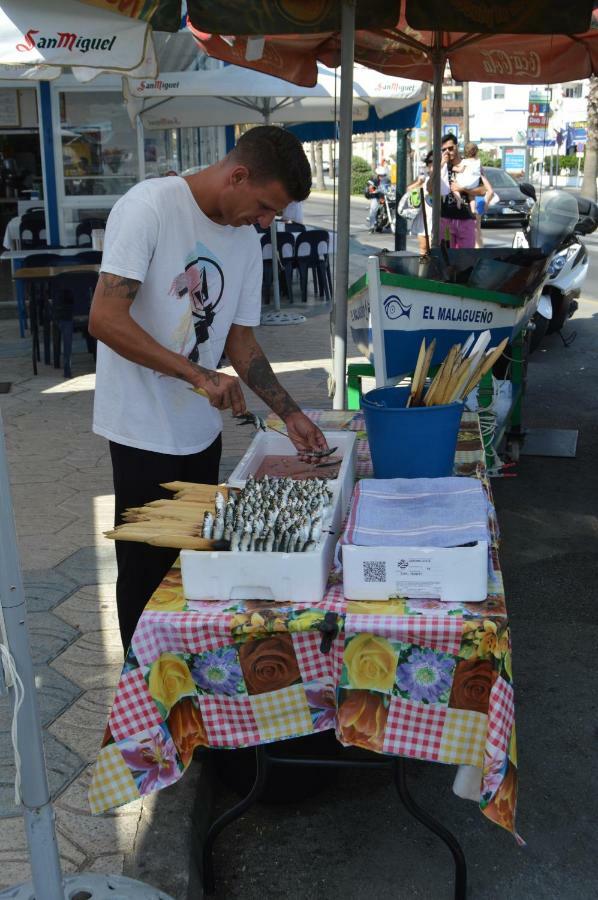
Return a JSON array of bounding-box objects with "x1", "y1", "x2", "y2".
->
[{"x1": 480, "y1": 167, "x2": 536, "y2": 227}]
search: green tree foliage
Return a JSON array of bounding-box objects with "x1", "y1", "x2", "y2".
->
[
  {"x1": 351, "y1": 155, "x2": 373, "y2": 195},
  {"x1": 479, "y1": 150, "x2": 500, "y2": 167},
  {"x1": 543, "y1": 154, "x2": 584, "y2": 173}
]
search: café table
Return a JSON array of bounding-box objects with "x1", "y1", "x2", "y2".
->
[
  {"x1": 2, "y1": 246, "x2": 100, "y2": 337},
  {"x1": 88, "y1": 410, "x2": 520, "y2": 896},
  {"x1": 14, "y1": 264, "x2": 100, "y2": 374}
]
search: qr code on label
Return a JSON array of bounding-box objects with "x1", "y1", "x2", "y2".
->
[{"x1": 363, "y1": 561, "x2": 386, "y2": 583}]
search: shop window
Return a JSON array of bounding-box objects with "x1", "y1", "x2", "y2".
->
[{"x1": 59, "y1": 90, "x2": 138, "y2": 198}]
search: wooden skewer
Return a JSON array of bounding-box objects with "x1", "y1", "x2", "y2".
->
[
  {"x1": 458, "y1": 338, "x2": 509, "y2": 400},
  {"x1": 424, "y1": 353, "x2": 450, "y2": 406},
  {"x1": 413, "y1": 338, "x2": 436, "y2": 405},
  {"x1": 407, "y1": 338, "x2": 426, "y2": 408}
]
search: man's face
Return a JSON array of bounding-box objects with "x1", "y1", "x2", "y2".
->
[
  {"x1": 221, "y1": 166, "x2": 292, "y2": 228},
  {"x1": 442, "y1": 140, "x2": 459, "y2": 165}
]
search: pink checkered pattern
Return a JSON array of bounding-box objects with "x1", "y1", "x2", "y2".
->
[
  {"x1": 321, "y1": 583, "x2": 347, "y2": 613},
  {"x1": 199, "y1": 694, "x2": 261, "y2": 748},
  {"x1": 486, "y1": 676, "x2": 515, "y2": 755},
  {"x1": 382, "y1": 697, "x2": 447, "y2": 761},
  {"x1": 292, "y1": 631, "x2": 334, "y2": 682},
  {"x1": 132, "y1": 610, "x2": 233, "y2": 666},
  {"x1": 109, "y1": 668, "x2": 162, "y2": 741},
  {"x1": 344, "y1": 612, "x2": 463, "y2": 655}
]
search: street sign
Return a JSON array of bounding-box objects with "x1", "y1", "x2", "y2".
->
[
  {"x1": 442, "y1": 122, "x2": 459, "y2": 140},
  {"x1": 528, "y1": 101, "x2": 549, "y2": 115},
  {"x1": 528, "y1": 114, "x2": 548, "y2": 127},
  {"x1": 503, "y1": 146, "x2": 527, "y2": 174}
]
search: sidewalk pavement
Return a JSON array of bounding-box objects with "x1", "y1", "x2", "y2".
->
[{"x1": 0, "y1": 270, "x2": 368, "y2": 895}]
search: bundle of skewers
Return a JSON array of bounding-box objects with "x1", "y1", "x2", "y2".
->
[
  {"x1": 406, "y1": 330, "x2": 508, "y2": 408},
  {"x1": 104, "y1": 475, "x2": 333, "y2": 553}
]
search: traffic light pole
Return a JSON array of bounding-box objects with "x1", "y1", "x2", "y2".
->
[{"x1": 395, "y1": 128, "x2": 409, "y2": 251}]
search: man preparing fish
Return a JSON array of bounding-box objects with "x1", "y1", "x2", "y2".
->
[{"x1": 89, "y1": 126, "x2": 328, "y2": 651}]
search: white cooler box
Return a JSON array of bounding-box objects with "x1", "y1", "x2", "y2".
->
[
  {"x1": 341, "y1": 540, "x2": 488, "y2": 603},
  {"x1": 180, "y1": 430, "x2": 356, "y2": 604}
]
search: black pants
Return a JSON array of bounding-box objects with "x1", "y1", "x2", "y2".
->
[{"x1": 109, "y1": 436, "x2": 222, "y2": 653}]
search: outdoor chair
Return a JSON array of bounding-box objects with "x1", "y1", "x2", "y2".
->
[
  {"x1": 75, "y1": 250, "x2": 103, "y2": 264},
  {"x1": 260, "y1": 233, "x2": 273, "y2": 304},
  {"x1": 22, "y1": 253, "x2": 63, "y2": 375},
  {"x1": 295, "y1": 230, "x2": 331, "y2": 303},
  {"x1": 47, "y1": 271, "x2": 99, "y2": 378},
  {"x1": 19, "y1": 209, "x2": 47, "y2": 250},
  {"x1": 284, "y1": 222, "x2": 306, "y2": 234},
  {"x1": 75, "y1": 217, "x2": 106, "y2": 247},
  {"x1": 276, "y1": 231, "x2": 296, "y2": 302}
]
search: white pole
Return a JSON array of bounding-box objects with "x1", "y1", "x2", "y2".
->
[
  {"x1": 332, "y1": 0, "x2": 356, "y2": 410},
  {"x1": 430, "y1": 53, "x2": 445, "y2": 247},
  {"x1": 0, "y1": 409, "x2": 64, "y2": 899},
  {"x1": 137, "y1": 115, "x2": 146, "y2": 180}
]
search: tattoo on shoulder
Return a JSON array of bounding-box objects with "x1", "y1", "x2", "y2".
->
[{"x1": 99, "y1": 273, "x2": 140, "y2": 301}]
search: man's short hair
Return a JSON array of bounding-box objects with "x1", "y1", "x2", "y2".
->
[
  {"x1": 441, "y1": 132, "x2": 458, "y2": 147},
  {"x1": 229, "y1": 126, "x2": 312, "y2": 201}
]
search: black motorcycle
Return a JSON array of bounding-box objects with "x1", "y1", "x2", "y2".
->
[{"x1": 373, "y1": 183, "x2": 397, "y2": 234}]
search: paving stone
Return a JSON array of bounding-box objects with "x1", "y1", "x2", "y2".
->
[
  {"x1": 55, "y1": 765, "x2": 143, "y2": 857},
  {"x1": 48, "y1": 687, "x2": 116, "y2": 763},
  {"x1": 16, "y1": 538, "x2": 83, "y2": 571},
  {"x1": 22, "y1": 568, "x2": 78, "y2": 612},
  {"x1": 0, "y1": 817, "x2": 89, "y2": 890},
  {"x1": 27, "y1": 611, "x2": 79, "y2": 665},
  {"x1": 56, "y1": 546, "x2": 119, "y2": 587},
  {"x1": 0, "y1": 663, "x2": 82, "y2": 733},
  {"x1": 15, "y1": 512, "x2": 76, "y2": 538},
  {"x1": 0, "y1": 731, "x2": 84, "y2": 818},
  {"x1": 10, "y1": 481, "x2": 78, "y2": 506},
  {"x1": 50, "y1": 629, "x2": 124, "y2": 691},
  {"x1": 88, "y1": 853, "x2": 125, "y2": 874},
  {"x1": 53, "y1": 583, "x2": 118, "y2": 633}
]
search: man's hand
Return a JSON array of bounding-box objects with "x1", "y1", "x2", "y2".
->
[
  {"x1": 284, "y1": 411, "x2": 329, "y2": 461},
  {"x1": 189, "y1": 364, "x2": 246, "y2": 415}
]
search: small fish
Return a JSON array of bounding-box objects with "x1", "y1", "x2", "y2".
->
[{"x1": 202, "y1": 511, "x2": 214, "y2": 539}]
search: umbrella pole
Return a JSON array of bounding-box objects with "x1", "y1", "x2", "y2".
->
[
  {"x1": 332, "y1": 0, "x2": 355, "y2": 410},
  {"x1": 431, "y1": 51, "x2": 445, "y2": 248},
  {"x1": 0, "y1": 409, "x2": 64, "y2": 899}
]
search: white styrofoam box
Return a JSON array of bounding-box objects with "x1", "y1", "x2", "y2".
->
[
  {"x1": 180, "y1": 486, "x2": 343, "y2": 604},
  {"x1": 227, "y1": 429, "x2": 357, "y2": 512},
  {"x1": 341, "y1": 540, "x2": 488, "y2": 603},
  {"x1": 181, "y1": 429, "x2": 357, "y2": 604}
]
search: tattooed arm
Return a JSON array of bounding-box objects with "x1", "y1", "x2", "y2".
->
[
  {"x1": 225, "y1": 324, "x2": 328, "y2": 455},
  {"x1": 88, "y1": 273, "x2": 245, "y2": 413}
]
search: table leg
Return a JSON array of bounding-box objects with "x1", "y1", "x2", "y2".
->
[
  {"x1": 392, "y1": 758, "x2": 467, "y2": 900},
  {"x1": 202, "y1": 747, "x2": 270, "y2": 895}
]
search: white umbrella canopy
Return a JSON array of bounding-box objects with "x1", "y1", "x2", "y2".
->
[
  {"x1": 125, "y1": 62, "x2": 424, "y2": 129},
  {"x1": 0, "y1": 0, "x2": 158, "y2": 82}
]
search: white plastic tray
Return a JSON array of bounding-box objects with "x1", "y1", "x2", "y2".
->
[
  {"x1": 341, "y1": 540, "x2": 488, "y2": 603},
  {"x1": 227, "y1": 429, "x2": 357, "y2": 512},
  {"x1": 180, "y1": 429, "x2": 356, "y2": 604}
]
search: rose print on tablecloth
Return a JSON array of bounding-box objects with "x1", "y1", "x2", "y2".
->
[{"x1": 238, "y1": 633, "x2": 301, "y2": 695}]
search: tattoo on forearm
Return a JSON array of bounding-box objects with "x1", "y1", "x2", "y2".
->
[
  {"x1": 177, "y1": 362, "x2": 221, "y2": 386},
  {"x1": 99, "y1": 273, "x2": 140, "y2": 301},
  {"x1": 245, "y1": 350, "x2": 299, "y2": 419}
]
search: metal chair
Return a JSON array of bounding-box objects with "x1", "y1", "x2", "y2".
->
[
  {"x1": 295, "y1": 230, "x2": 331, "y2": 303},
  {"x1": 284, "y1": 222, "x2": 306, "y2": 234},
  {"x1": 75, "y1": 250, "x2": 103, "y2": 264},
  {"x1": 47, "y1": 271, "x2": 99, "y2": 377}
]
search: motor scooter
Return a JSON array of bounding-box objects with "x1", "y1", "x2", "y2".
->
[
  {"x1": 513, "y1": 190, "x2": 598, "y2": 352},
  {"x1": 373, "y1": 183, "x2": 397, "y2": 234}
]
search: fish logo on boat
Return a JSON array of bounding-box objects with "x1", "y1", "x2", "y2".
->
[{"x1": 384, "y1": 295, "x2": 412, "y2": 320}]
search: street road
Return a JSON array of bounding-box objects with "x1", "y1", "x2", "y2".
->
[{"x1": 302, "y1": 191, "x2": 598, "y2": 303}]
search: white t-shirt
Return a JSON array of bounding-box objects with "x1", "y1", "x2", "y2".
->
[
  {"x1": 93, "y1": 177, "x2": 262, "y2": 455},
  {"x1": 454, "y1": 158, "x2": 481, "y2": 190}
]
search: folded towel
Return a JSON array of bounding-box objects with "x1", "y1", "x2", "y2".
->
[{"x1": 342, "y1": 477, "x2": 490, "y2": 549}]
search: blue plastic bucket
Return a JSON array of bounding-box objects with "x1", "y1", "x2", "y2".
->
[{"x1": 361, "y1": 386, "x2": 464, "y2": 478}]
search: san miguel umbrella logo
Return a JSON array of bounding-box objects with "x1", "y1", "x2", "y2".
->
[{"x1": 16, "y1": 29, "x2": 117, "y2": 54}]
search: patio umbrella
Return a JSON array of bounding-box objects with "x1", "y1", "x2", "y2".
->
[
  {"x1": 0, "y1": 0, "x2": 160, "y2": 81},
  {"x1": 187, "y1": 0, "x2": 598, "y2": 408},
  {"x1": 124, "y1": 62, "x2": 423, "y2": 321}
]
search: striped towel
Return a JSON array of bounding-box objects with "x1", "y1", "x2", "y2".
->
[{"x1": 342, "y1": 477, "x2": 490, "y2": 549}]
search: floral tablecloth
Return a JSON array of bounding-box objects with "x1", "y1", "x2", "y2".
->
[{"x1": 89, "y1": 411, "x2": 519, "y2": 840}]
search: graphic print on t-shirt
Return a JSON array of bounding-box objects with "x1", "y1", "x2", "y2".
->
[{"x1": 168, "y1": 241, "x2": 224, "y2": 363}]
